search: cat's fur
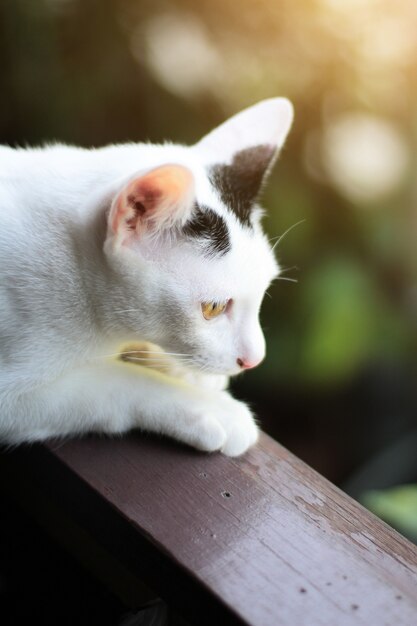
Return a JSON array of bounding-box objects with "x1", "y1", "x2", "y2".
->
[{"x1": 0, "y1": 98, "x2": 293, "y2": 456}]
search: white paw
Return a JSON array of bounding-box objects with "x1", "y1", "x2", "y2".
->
[
  {"x1": 189, "y1": 413, "x2": 227, "y2": 453},
  {"x1": 216, "y1": 394, "x2": 259, "y2": 456},
  {"x1": 190, "y1": 394, "x2": 258, "y2": 457}
]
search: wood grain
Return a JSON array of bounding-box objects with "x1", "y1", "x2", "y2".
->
[{"x1": 1, "y1": 432, "x2": 416, "y2": 625}]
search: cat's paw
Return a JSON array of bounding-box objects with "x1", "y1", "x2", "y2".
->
[
  {"x1": 215, "y1": 395, "x2": 259, "y2": 456},
  {"x1": 188, "y1": 413, "x2": 228, "y2": 453},
  {"x1": 190, "y1": 394, "x2": 258, "y2": 457}
]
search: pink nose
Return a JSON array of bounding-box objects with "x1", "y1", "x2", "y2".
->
[{"x1": 237, "y1": 357, "x2": 261, "y2": 370}]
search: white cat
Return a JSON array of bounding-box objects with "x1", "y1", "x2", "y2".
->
[{"x1": 0, "y1": 98, "x2": 293, "y2": 456}]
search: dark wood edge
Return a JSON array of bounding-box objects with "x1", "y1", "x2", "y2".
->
[
  {"x1": 0, "y1": 441, "x2": 250, "y2": 626},
  {"x1": 1, "y1": 432, "x2": 417, "y2": 626}
]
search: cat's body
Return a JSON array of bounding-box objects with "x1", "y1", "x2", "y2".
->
[{"x1": 0, "y1": 99, "x2": 293, "y2": 455}]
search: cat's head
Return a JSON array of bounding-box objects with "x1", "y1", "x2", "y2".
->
[{"x1": 103, "y1": 98, "x2": 293, "y2": 376}]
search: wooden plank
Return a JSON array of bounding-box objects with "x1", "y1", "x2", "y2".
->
[{"x1": 1, "y1": 431, "x2": 417, "y2": 626}]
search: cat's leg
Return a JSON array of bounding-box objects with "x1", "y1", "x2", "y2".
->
[{"x1": 2, "y1": 361, "x2": 258, "y2": 456}]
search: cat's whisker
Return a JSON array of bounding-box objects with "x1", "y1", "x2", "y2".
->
[
  {"x1": 122, "y1": 357, "x2": 195, "y2": 365},
  {"x1": 122, "y1": 350, "x2": 192, "y2": 357},
  {"x1": 95, "y1": 350, "x2": 193, "y2": 360},
  {"x1": 120, "y1": 355, "x2": 179, "y2": 360},
  {"x1": 271, "y1": 219, "x2": 306, "y2": 252},
  {"x1": 120, "y1": 357, "x2": 173, "y2": 365},
  {"x1": 279, "y1": 265, "x2": 299, "y2": 274},
  {"x1": 270, "y1": 265, "x2": 299, "y2": 286},
  {"x1": 276, "y1": 276, "x2": 298, "y2": 283},
  {"x1": 120, "y1": 356, "x2": 193, "y2": 369},
  {"x1": 197, "y1": 362, "x2": 212, "y2": 374}
]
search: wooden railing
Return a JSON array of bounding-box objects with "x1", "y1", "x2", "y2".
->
[{"x1": 1, "y1": 431, "x2": 416, "y2": 625}]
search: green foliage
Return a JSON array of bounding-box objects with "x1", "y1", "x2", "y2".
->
[
  {"x1": 363, "y1": 485, "x2": 417, "y2": 541},
  {"x1": 299, "y1": 258, "x2": 410, "y2": 384}
]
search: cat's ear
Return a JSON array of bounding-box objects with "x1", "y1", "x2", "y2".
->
[
  {"x1": 196, "y1": 98, "x2": 293, "y2": 164},
  {"x1": 195, "y1": 98, "x2": 293, "y2": 224},
  {"x1": 108, "y1": 164, "x2": 195, "y2": 246}
]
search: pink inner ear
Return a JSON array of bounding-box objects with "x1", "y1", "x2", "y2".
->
[{"x1": 110, "y1": 164, "x2": 194, "y2": 244}]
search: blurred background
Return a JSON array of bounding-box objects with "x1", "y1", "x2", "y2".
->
[{"x1": 1, "y1": 0, "x2": 417, "y2": 541}]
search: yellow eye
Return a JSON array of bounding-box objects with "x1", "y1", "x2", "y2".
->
[{"x1": 201, "y1": 301, "x2": 228, "y2": 320}]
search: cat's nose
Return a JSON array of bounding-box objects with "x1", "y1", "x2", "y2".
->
[{"x1": 237, "y1": 357, "x2": 262, "y2": 370}]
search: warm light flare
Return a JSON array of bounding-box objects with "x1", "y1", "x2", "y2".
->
[{"x1": 321, "y1": 114, "x2": 410, "y2": 204}]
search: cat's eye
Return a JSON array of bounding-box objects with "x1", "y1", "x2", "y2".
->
[{"x1": 201, "y1": 300, "x2": 229, "y2": 320}]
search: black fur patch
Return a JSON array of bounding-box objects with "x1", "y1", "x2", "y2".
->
[
  {"x1": 209, "y1": 144, "x2": 276, "y2": 227},
  {"x1": 183, "y1": 204, "x2": 231, "y2": 256}
]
